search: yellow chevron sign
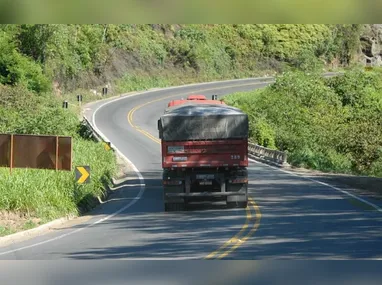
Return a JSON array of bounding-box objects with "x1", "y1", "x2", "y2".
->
[
  {"x1": 75, "y1": 166, "x2": 90, "y2": 184},
  {"x1": 103, "y1": 142, "x2": 111, "y2": 151}
]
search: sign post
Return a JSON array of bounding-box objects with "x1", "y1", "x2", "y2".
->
[
  {"x1": 103, "y1": 141, "x2": 111, "y2": 151},
  {"x1": 10, "y1": 134, "x2": 14, "y2": 175},
  {"x1": 77, "y1": 95, "x2": 83, "y2": 106}
]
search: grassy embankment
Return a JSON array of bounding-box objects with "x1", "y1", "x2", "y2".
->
[{"x1": 0, "y1": 85, "x2": 117, "y2": 236}]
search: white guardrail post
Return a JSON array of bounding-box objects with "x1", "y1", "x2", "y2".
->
[{"x1": 248, "y1": 142, "x2": 289, "y2": 167}]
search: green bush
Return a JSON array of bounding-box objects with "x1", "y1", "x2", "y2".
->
[
  {"x1": 0, "y1": 85, "x2": 79, "y2": 136},
  {"x1": 369, "y1": 155, "x2": 382, "y2": 177},
  {"x1": 289, "y1": 148, "x2": 352, "y2": 173},
  {"x1": 224, "y1": 69, "x2": 382, "y2": 177},
  {"x1": 251, "y1": 118, "x2": 276, "y2": 149},
  {"x1": 0, "y1": 32, "x2": 50, "y2": 93}
]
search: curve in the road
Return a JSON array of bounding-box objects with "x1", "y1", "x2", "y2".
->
[
  {"x1": 126, "y1": 81, "x2": 268, "y2": 259},
  {"x1": 126, "y1": 80, "x2": 274, "y2": 143},
  {"x1": 124, "y1": 78, "x2": 382, "y2": 260},
  {"x1": 1, "y1": 75, "x2": 381, "y2": 260},
  {"x1": 0, "y1": 78, "x2": 271, "y2": 260}
]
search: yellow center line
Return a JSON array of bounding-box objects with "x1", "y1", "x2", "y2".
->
[
  {"x1": 204, "y1": 203, "x2": 252, "y2": 259},
  {"x1": 126, "y1": 82, "x2": 265, "y2": 259},
  {"x1": 127, "y1": 80, "x2": 273, "y2": 137},
  {"x1": 217, "y1": 198, "x2": 261, "y2": 259}
]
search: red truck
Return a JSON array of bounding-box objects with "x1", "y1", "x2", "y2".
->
[{"x1": 157, "y1": 94, "x2": 249, "y2": 211}]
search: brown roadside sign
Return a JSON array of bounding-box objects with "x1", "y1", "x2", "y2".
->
[
  {"x1": 13, "y1": 134, "x2": 72, "y2": 171},
  {"x1": 0, "y1": 133, "x2": 72, "y2": 171},
  {"x1": 0, "y1": 134, "x2": 10, "y2": 167}
]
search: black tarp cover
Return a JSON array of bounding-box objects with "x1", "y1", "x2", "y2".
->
[{"x1": 158, "y1": 103, "x2": 248, "y2": 141}]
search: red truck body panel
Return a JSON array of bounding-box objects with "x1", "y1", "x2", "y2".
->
[
  {"x1": 161, "y1": 139, "x2": 248, "y2": 169},
  {"x1": 167, "y1": 94, "x2": 225, "y2": 108}
]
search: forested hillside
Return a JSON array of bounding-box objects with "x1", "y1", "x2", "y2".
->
[{"x1": 0, "y1": 24, "x2": 363, "y2": 94}]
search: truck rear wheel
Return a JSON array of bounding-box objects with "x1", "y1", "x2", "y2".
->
[{"x1": 164, "y1": 202, "x2": 185, "y2": 212}]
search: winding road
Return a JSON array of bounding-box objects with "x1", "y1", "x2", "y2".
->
[{"x1": 0, "y1": 77, "x2": 381, "y2": 260}]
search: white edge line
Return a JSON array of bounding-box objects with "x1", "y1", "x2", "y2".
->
[
  {"x1": 248, "y1": 158, "x2": 382, "y2": 213},
  {"x1": 0, "y1": 99, "x2": 146, "y2": 257}
]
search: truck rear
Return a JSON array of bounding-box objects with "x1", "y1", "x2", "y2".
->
[{"x1": 158, "y1": 95, "x2": 249, "y2": 211}]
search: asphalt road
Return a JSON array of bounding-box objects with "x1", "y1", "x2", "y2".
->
[{"x1": 0, "y1": 77, "x2": 381, "y2": 260}]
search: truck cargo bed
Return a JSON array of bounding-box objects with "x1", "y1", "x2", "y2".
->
[
  {"x1": 158, "y1": 104, "x2": 248, "y2": 141},
  {"x1": 158, "y1": 96, "x2": 249, "y2": 211}
]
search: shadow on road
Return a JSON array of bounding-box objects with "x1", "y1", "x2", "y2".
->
[
  {"x1": 55, "y1": 165, "x2": 382, "y2": 260},
  {"x1": 225, "y1": 165, "x2": 382, "y2": 259},
  {"x1": 54, "y1": 169, "x2": 248, "y2": 259}
]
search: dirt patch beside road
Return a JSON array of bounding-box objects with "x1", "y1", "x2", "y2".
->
[{"x1": 0, "y1": 211, "x2": 42, "y2": 237}]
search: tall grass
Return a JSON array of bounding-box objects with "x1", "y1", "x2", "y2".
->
[
  {"x1": 0, "y1": 138, "x2": 116, "y2": 224},
  {"x1": 115, "y1": 73, "x2": 171, "y2": 93}
]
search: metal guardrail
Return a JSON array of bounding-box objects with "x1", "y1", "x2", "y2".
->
[
  {"x1": 81, "y1": 117, "x2": 115, "y2": 153},
  {"x1": 81, "y1": 117, "x2": 103, "y2": 142},
  {"x1": 248, "y1": 142, "x2": 288, "y2": 166}
]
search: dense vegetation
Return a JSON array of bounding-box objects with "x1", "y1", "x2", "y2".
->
[
  {"x1": 0, "y1": 24, "x2": 363, "y2": 93},
  {"x1": 224, "y1": 68, "x2": 382, "y2": 177}
]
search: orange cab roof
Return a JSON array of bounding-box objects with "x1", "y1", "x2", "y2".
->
[
  {"x1": 187, "y1": 94, "x2": 206, "y2": 100},
  {"x1": 167, "y1": 94, "x2": 225, "y2": 108}
]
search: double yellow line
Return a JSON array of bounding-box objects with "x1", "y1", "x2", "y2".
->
[
  {"x1": 205, "y1": 197, "x2": 261, "y2": 259},
  {"x1": 127, "y1": 96, "x2": 168, "y2": 144},
  {"x1": 126, "y1": 82, "x2": 264, "y2": 259}
]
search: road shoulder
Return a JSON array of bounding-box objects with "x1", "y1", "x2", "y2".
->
[{"x1": 0, "y1": 146, "x2": 135, "y2": 248}]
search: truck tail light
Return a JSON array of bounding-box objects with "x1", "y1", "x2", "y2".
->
[{"x1": 228, "y1": 178, "x2": 248, "y2": 184}]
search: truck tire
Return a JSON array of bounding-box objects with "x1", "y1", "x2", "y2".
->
[{"x1": 164, "y1": 202, "x2": 185, "y2": 212}]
